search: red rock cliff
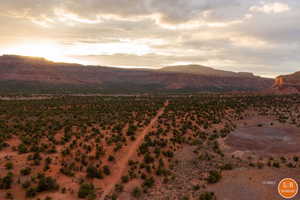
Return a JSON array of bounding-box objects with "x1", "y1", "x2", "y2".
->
[{"x1": 273, "y1": 72, "x2": 300, "y2": 93}]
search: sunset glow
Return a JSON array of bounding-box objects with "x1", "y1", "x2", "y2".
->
[
  {"x1": 1, "y1": 42, "x2": 81, "y2": 64},
  {"x1": 0, "y1": 0, "x2": 299, "y2": 77},
  {"x1": 0, "y1": 40, "x2": 154, "y2": 65}
]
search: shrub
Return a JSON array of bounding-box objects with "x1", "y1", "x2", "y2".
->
[
  {"x1": 115, "y1": 184, "x2": 123, "y2": 192},
  {"x1": 20, "y1": 167, "x2": 32, "y2": 176},
  {"x1": 26, "y1": 187, "x2": 37, "y2": 198},
  {"x1": 163, "y1": 151, "x2": 174, "y2": 158},
  {"x1": 108, "y1": 155, "x2": 115, "y2": 162},
  {"x1": 143, "y1": 153, "x2": 154, "y2": 164},
  {"x1": 207, "y1": 171, "x2": 221, "y2": 184},
  {"x1": 142, "y1": 177, "x2": 155, "y2": 188},
  {"x1": 5, "y1": 162, "x2": 13, "y2": 170},
  {"x1": 131, "y1": 187, "x2": 142, "y2": 198},
  {"x1": 78, "y1": 183, "x2": 96, "y2": 199},
  {"x1": 220, "y1": 163, "x2": 233, "y2": 170},
  {"x1": 103, "y1": 165, "x2": 111, "y2": 175},
  {"x1": 256, "y1": 162, "x2": 264, "y2": 169},
  {"x1": 192, "y1": 184, "x2": 200, "y2": 191},
  {"x1": 37, "y1": 176, "x2": 59, "y2": 192},
  {"x1": 121, "y1": 175, "x2": 129, "y2": 183},
  {"x1": 273, "y1": 162, "x2": 280, "y2": 168},
  {"x1": 86, "y1": 166, "x2": 102, "y2": 179},
  {"x1": 199, "y1": 192, "x2": 216, "y2": 200},
  {"x1": 127, "y1": 125, "x2": 137, "y2": 136},
  {"x1": 60, "y1": 166, "x2": 74, "y2": 177},
  {"x1": 18, "y1": 143, "x2": 28, "y2": 154},
  {"x1": 0, "y1": 172, "x2": 13, "y2": 189},
  {"x1": 181, "y1": 196, "x2": 189, "y2": 200},
  {"x1": 287, "y1": 162, "x2": 295, "y2": 168},
  {"x1": 293, "y1": 156, "x2": 299, "y2": 162}
]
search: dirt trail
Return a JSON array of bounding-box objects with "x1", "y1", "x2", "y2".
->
[{"x1": 100, "y1": 101, "x2": 169, "y2": 200}]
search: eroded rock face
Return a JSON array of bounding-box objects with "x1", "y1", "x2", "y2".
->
[{"x1": 273, "y1": 72, "x2": 300, "y2": 93}]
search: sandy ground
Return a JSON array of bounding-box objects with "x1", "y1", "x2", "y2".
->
[
  {"x1": 209, "y1": 168, "x2": 300, "y2": 200},
  {"x1": 224, "y1": 116, "x2": 300, "y2": 155},
  {"x1": 226, "y1": 126, "x2": 300, "y2": 154},
  {"x1": 216, "y1": 116, "x2": 300, "y2": 200}
]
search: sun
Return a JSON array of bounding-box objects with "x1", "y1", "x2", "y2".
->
[
  {"x1": 1, "y1": 42, "x2": 83, "y2": 64},
  {"x1": 16, "y1": 43, "x2": 61, "y2": 60}
]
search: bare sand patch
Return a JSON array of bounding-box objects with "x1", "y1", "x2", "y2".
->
[
  {"x1": 209, "y1": 168, "x2": 300, "y2": 200},
  {"x1": 225, "y1": 125, "x2": 300, "y2": 155}
]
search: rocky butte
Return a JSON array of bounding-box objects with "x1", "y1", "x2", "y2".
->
[{"x1": 273, "y1": 71, "x2": 300, "y2": 93}]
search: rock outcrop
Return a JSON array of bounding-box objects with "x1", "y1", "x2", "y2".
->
[{"x1": 273, "y1": 72, "x2": 300, "y2": 93}]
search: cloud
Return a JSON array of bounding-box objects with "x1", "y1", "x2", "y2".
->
[
  {"x1": 72, "y1": 53, "x2": 209, "y2": 67},
  {"x1": 0, "y1": 0, "x2": 300, "y2": 77},
  {"x1": 0, "y1": 0, "x2": 243, "y2": 27},
  {"x1": 250, "y1": 2, "x2": 290, "y2": 14}
]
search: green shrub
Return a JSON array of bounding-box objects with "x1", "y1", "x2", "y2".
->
[
  {"x1": 0, "y1": 172, "x2": 13, "y2": 189},
  {"x1": 199, "y1": 192, "x2": 216, "y2": 200},
  {"x1": 60, "y1": 166, "x2": 74, "y2": 177},
  {"x1": 78, "y1": 183, "x2": 96, "y2": 199},
  {"x1": 220, "y1": 163, "x2": 233, "y2": 170},
  {"x1": 103, "y1": 165, "x2": 111, "y2": 175},
  {"x1": 108, "y1": 155, "x2": 115, "y2": 162},
  {"x1": 37, "y1": 176, "x2": 59, "y2": 192},
  {"x1": 115, "y1": 184, "x2": 123, "y2": 192},
  {"x1": 86, "y1": 166, "x2": 102, "y2": 179},
  {"x1": 131, "y1": 187, "x2": 142, "y2": 198},
  {"x1": 181, "y1": 196, "x2": 189, "y2": 200},
  {"x1": 293, "y1": 156, "x2": 299, "y2": 162},
  {"x1": 192, "y1": 184, "x2": 200, "y2": 191},
  {"x1": 142, "y1": 177, "x2": 155, "y2": 188},
  {"x1": 18, "y1": 143, "x2": 28, "y2": 154},
  {"x1": 5, "y1": 162, "x2": 13, "y2": 170},
  {"x1": 20, "y1": 167, "x2": 32, "y2": 176},
  {"x1": 26, "y1": 187, "x2": 37, "y2": 197},
  {"x1": 273, "y1": 162, "x2": 280, "y2": 168},
  {"x1": 207, "y1": 171, "x2": 221, "y2": 184},
  {"x1": 143, "y1": 153, "x2": 154, "y2": 164},
  {"x1": 121, "y1": 175, "x2": 129, "y2": 183}
]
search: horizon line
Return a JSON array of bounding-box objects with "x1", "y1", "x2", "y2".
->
[{"x1": 0, "y1": 54, "x2": 287, "y2": 79}]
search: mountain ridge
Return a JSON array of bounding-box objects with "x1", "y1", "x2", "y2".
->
[
  {"x1": 0, "y1": 55, "x2": 274, "y2": 94},
  {"x1": 159, "y1": 65, "x2": 256, "y2": 78}
]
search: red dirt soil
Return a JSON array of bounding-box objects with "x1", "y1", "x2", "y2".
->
[{"x1": 100, "y1": 101, "x2": 169, "y2": 200}]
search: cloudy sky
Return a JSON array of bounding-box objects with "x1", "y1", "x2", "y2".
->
[{"x1": 0, "y1": 0, "x2": 299, "y2": 77}]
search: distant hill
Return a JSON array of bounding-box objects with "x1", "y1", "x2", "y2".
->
[
  {"x1": 160, "y1": 65, "x2": 255, "y2": 78},
  {"x1": 0, "y1": 55, "x2": 273, "y2": 94},
  {"x1": 273, "y1": 71, "x2": 300, "y2": 93}
]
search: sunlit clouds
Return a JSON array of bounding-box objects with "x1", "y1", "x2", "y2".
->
[
  {"x1": 0, "y1": 41, "x2": 83, "y2": 64},
  {"x1": 250, "y1": 2, "x2": 290, "y2": 14},
  {"x1": 0, "y1": 0, "x2": 299, "y2": 77}
]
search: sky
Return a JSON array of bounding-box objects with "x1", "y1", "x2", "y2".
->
[{"x1": 0, "y1": 0, "x2": 299, "y2": 78}]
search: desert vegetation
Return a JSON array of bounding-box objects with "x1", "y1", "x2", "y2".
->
[{"x1": 0, "y1": 94, "x2": 299, "y2": 199}]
